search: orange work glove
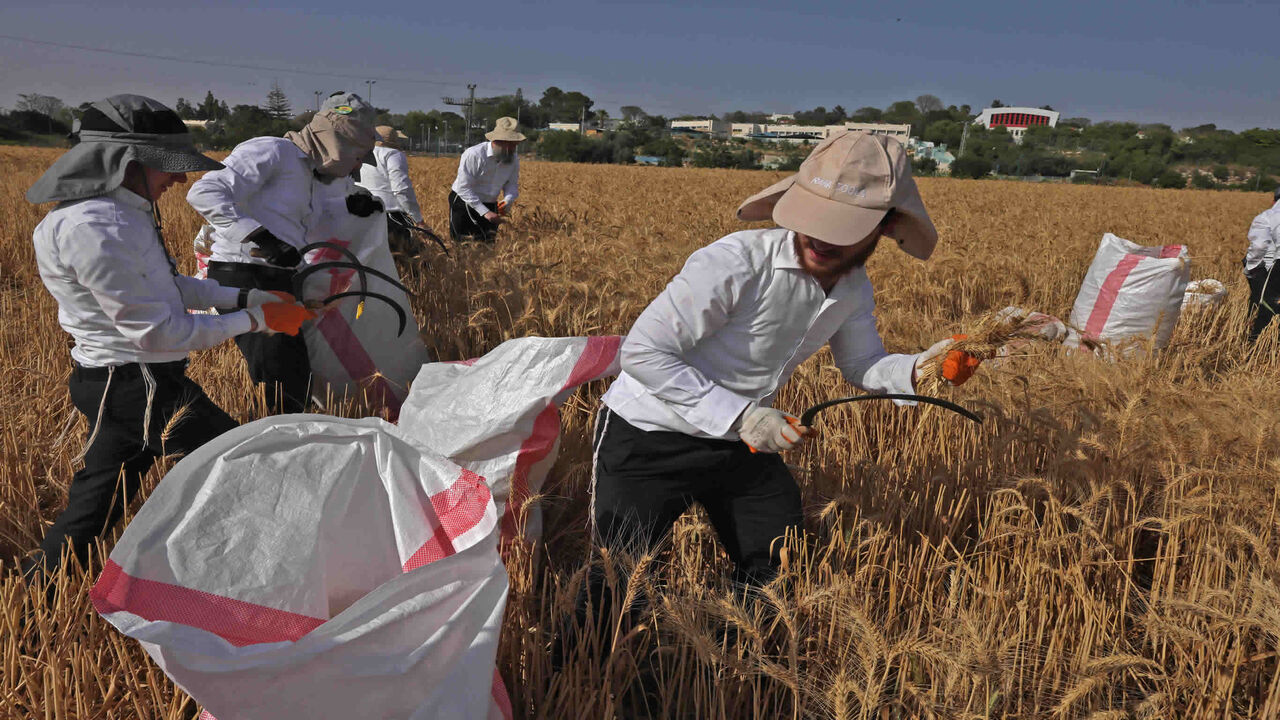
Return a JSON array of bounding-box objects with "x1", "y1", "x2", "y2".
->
[
  {"x1": 940, "y1": 334, "x2": 982, "y2": 386},
  {"x1": 247, "y1": 302, "x2": 316, "y2": 336}
]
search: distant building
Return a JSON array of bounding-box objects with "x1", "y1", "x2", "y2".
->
[
  {"x1": 634, "y1": 155, "x2": 663, "y2": 166},
  {"x1": 670, "y1": 118, "x2": 729, "y2": 138},
  {"x1": 907, "y1": 138, "x2": 955, "y2": 172},
  {"x1": 182, "y1": 119, "x2": 219, "y2": 131},
  {"x1": 974, "y1": 106, "x2": 1059, "y2": 143},
  {"x1": 768, "y1": 113, "x2": 796, "y2": 124},
  {"x1": 729, "y1": 121, "x2": 910, "y2": 144},
  {"x1": 844, "y1": 122, "x2": 911, "y2": 140},
  {"x1": 548, "y1": 122, "x2": 584, "y2": 133}
]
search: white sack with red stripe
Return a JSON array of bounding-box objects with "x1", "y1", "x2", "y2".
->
[
  {"x1": 299, "y1": 199, "x2": 428, "y2": 419},
  {"x1": 398, "y1": 335, "x2": 623, "y2": 541},
  {"x1": 1066, "y1": 233, "x2": 1190, "y2": 350},
  {"x1": 91, "y1": 417, "x2": 512, "y2": 720}
]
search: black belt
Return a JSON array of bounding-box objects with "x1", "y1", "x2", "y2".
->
[{"x1": 72, "y1": 359, "x2": 188, "y2": 382}]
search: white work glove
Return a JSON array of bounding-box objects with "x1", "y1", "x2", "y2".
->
[
  {"x1": 914, "y1": 336, "x2": 981, "y2": 386},
  {"x1": 915, "y1": 337, "x2": 956, "y2": 374},
  {"x1": 736, "y1": 405, "x2": 805, "y2": 454}
]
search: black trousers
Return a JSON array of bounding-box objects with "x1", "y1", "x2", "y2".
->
[
  {"x1": 447, "y1": 191, "x2": 498, "y2": 243},
  {"x1": 591, "y1": 408, "x2": 803, "y2": 584},
  {"x1": 207, "y1": 261, "x2": 312, "y2": 413},
  {"x1": 30, "y1": 361, "x2": 237, "y2": 576},
  {"x1": 1247, "y1": 263, "x2": 1280, "y2": 341}
]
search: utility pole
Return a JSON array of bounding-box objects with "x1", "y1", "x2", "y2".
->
[
  {"x1": 515, "y1": 88, "x2": 522, "y2": 126},
  {"x1": 443, "y1": 84, "x2": 498, "y2": 147},
  {"x1": 959, "y1": 123, "x2": 970, "y2": 157},
  {"x1": 580, "y1": 104, "x2": 586, "y2": 133},
  {"x1": 314, "y1": 90, "x2": 322, "y2": 112},
  {"x1": 365, "y1": 80, "x2": 376, "y2": 104}
]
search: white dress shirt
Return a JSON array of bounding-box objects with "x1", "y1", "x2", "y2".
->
[
  {"x1": 1245, "y1": 199, "x2": 1280, "y2": 272},
  {"x1": 33, "y1": 187, "x2": 253, "y2": 368},
  {"x1": 602, "y1": 228, "x2": 919, "y2": 440},
  {"x1": 187, "y1": 137, "x2": 352, "y2": 266},
  {"x1": 358, "y1": 146, "x2": 423, "y2": 223},
  {"x1": 450, "y1": 141, "x2": 519, "y2": 215}
]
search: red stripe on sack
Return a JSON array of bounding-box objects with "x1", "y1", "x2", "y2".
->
[
  {"x1": 1160, "y1": 245, "x2": 1182, "y2": 258},
  {"x1": 403, "y1": 468, "x2": 493, "y2": 571},
  {"x1": 501, "y1": 336, "x2": 622, "y2": 540},
  {"x1": 198, "y1": 710, "x2": 216, "y2": 720},
  {"x1": 314, "y1": 311, "x2": 401, "y2": 416},
  {"x1": 1083, "y1": 254, "x2": 1142, "y2": 341},
  {"x1": 492, "y1": 668, "x2": 514, "y2": 720},
  {"x1": 91, "y1": 560, "x2": 326, "y2": 647}
]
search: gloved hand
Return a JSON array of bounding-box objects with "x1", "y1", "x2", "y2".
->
[
  {"x1": 245, "y1": 227, "x2": 302, "y2": 268},
  {"x1": 737, "y1": 404, "x2": 807, "y2": 454},
  {"x1": 241, "y1": 289, "x2": 296, "y2": 308},
  {"x1": 916, "y1": 335, "x2": 982, "y2": 387},
  {"x1": 246, "y1": 302, "x2": 316, "y2": 336},
  {"x1": 346, "y1": 191, "x2": 384, "y2": 217}
]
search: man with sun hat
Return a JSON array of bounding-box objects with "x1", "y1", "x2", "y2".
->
[
  {"x1": 448, "y1": 116, "x2": 524, "y2": 243},
  {"x1": 590, "y1": 130, "x2": 983, "y2": 584}
]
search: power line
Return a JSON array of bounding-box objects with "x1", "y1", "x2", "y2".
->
[{"x1": 0, "y1": 33, "x2": 694, "y2": 115}]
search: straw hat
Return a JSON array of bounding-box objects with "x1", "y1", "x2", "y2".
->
[
  {"x1": 736, "y1": 131, "x2": 937, "y2": 259},
  {"x1": 485, "y1": 117, "x2": 526, "y2": 142},
  {"x1": 375, "y1": 125, "x2": 409, "y2": 148}
]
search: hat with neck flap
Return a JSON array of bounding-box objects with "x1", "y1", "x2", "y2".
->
[{"x1": 27, "y1": 94, "x2": 223, "y2": 204}]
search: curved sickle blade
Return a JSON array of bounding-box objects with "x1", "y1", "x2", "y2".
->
[
  {"x1": 799, "y1": 394, "x2": 982, "y2": 427},
  {"x1": 389, "y1": 214, "x2": 450, "y2": 255},
  {"x1": 297, "y1": 242, "x2": 368, "y2": 297},
  {"x1": 320, "y1": 290, "x2": 409, "y2": 337},
  {"x1": 294, "y1": 261, "x2": 413, "y2": 297}
]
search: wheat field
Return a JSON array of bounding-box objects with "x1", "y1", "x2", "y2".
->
[{"x1": 1, "y1": 145, "x2": 1278, "y2": 719}]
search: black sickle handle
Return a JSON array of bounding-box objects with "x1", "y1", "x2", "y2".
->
[
  {"x1": 389, "y1": 214, "x2": 450, "y2": 255},
  {"x1": 293, "y1": 261, "x2": 412, "y2": 299},
  {"x1": 319, "y1": 290, "x2": 408, "y2": 337},
  {"x1": 799, "y1": 394, "x2": 983, "y2": 427}
]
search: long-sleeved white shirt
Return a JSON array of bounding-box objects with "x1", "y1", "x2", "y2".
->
[
  {"x1": 187, "y1": 137, "x2": 352, "y2": 266},
  {"x1": 33, "y1": 187, "x2": 253, "y2": 367},
  {"x1": 1245, "y1": 199, "x2": 1280, "y2": 272},
  {"x1": 601, "y1": 228, "x2": 919, "y2": 440},
  {"x1": 358, "y1": 146, "x2": 423, "y2": 223},
  {"x1": 450, "y1": 141, "x2": 519, "y2": 215}
]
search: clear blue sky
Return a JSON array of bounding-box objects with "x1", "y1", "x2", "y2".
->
[{"x1": 3, "y1": 0, "x2": 1276, "y2": 130}]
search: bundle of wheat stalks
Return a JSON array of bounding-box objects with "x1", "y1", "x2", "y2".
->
[{"x1": 913, "y1": 308, "x2": 1050, "y2": 392}]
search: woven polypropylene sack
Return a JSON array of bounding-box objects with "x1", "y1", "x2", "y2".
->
[
  {"x1": 1066, "y1": 233, "x2": 1190, "y2": 350},
  {"x1": 399, "y1": 335, "x2": 622, "y2": 541},
  {"x1": 1182, "y1": 279, "x2": 1227, "y2": 309},
  {"x1": 91, "y1": 417, "x2": 512, "y2": 720}
]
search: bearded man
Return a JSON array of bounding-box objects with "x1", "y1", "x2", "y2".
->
[
  {"x1": 448, "y1": 116, "x2": 523, "y2": 243},
  {"x1": 591, "y1": 131, "x2": 983, "y2": 585}
]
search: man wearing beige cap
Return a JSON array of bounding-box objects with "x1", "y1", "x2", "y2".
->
[
  {"x1": 448, "y1": 117, "x2": 523, "y2": 243},
  {"x1": 358, "y1": 125, "x2": 426, "y2": 254},
  {"x1": 592, "y1": 131, "x2": 983, "y2": 584}
]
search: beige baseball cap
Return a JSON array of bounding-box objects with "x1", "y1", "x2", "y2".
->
[
  {"x1": 485, "y1": 117, "x2": 526, "y2": 142},
  {"x1": 736, "y1": 131, "x2": 937, "y2": 258}
]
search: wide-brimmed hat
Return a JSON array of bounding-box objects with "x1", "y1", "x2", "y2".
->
[
  {"x1": 736, "y1": 131, "x2": 937, "y2": 259},
  {"x1": 27, "y1": 94, "x2": 223, "y2": 204},
  {"x1": 375, "y1": 125, "x2": 409, "y2": 148},
  {"x1": 320, "y1": 91, "x2": 377, "y2": 126},
  {"x1": 485, "y1": 117, "x2": 526, "y2": 142}
]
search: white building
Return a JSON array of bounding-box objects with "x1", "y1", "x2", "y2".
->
[
  {"x1": 768, "y1": 113, "x2": 795, "y2": 123},
  {"x1": 548, "y1": 122, "x2": 584, "y2": 133},
  {"x1": 974, "y1": 106, "x2": 1059, "y2": 143},
  {"x1": 670, "y1": 118, "x2": 729, "y2": 138},
  {"x1": 729, "y1": 121, "x2": 910, "y2": 144},
  {"x1": 844, "y1": 122, "x2": 910, "y2": 140}
]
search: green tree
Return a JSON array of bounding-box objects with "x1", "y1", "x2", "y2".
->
[
  {"x1": 16, "y1": 93, "x2": 64, "y2": 133},
  {"x1": 950, "y1": 155, "x2": 993, "y2": 179},
  {"x1": 174, "y1": 98, "x2": 197, "y2": 120},
  {"x1": 1212, "y1": 164, "x2": 1230, "y2": 181},
  {"x1": 915, "y1": 94, "x2": 943, "y2": 113},
  {"x1": 850, "y1": 106, "x2": 882, "y2": 122},
  {"x1": 1154, "y1": 169, "x2": 1186, "y2": 188},
  {"x1": 265, "y1": 82, "x2": 292, "y2": 120}
]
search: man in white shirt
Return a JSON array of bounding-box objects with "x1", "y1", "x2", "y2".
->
[
  {"x1": 23, "y1": 95, "x2": 314, "y2": 578},
  {"x1": 449, "y1": 117, "x2": 523, "y2": 243},
  {"x1": 187, "y1": 91, "x2": 379, "y2": 413},
  {"x1": 358, "y1": 125, "x2": 426, "y2": 254},
  {"x1": 592, "y1": 132, "x2": 982, "y2": 585},
  {"x1": 1244, "y1": 187, "x2": 1280, "y2": 341}
]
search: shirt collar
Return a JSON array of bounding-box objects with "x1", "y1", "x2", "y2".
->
[
  {"x1": 485, "y1": 141, "x2": 496, "y2": 158},
  {"x1": 106, "y1": 185, "x2": 154, "y2": 213}
]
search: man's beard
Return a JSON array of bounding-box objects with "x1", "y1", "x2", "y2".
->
[
  {"x1": 793, "y1": 234, "x2": 880, "y2": 284},
  {"x1": 496, "y1": 150, "x2": 516, "y2": 164}
]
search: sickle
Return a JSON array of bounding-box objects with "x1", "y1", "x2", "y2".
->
[
  {"x1": 319, "y1": 291, "x2": 408, "y2": 336},
  {"x1": 388, "y1": 214, "x2": 450, "y2": 255},
  {"x1": 292, "y1": 261, "x2": 412, "y2": 299},
  {"x1": 799, "y1": 394, "x2": 983, "y2": 427},
  {"x1": 297, "y1": 242, "x2": 367, "y2": 297}
]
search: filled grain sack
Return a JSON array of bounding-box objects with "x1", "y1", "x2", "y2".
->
[
  {"x1": 399, "y1": 335, "x2": 623, "y2": 541},
  {"x1": 1182, "y1": 279, "x2": 1227, "y2": 310},
  {"x1": 91, "y1": 417, "x2": 512, "y2": 720},
  {"x1": 1066, "y1": 233, "x2": 1190, "y2": 350}
]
